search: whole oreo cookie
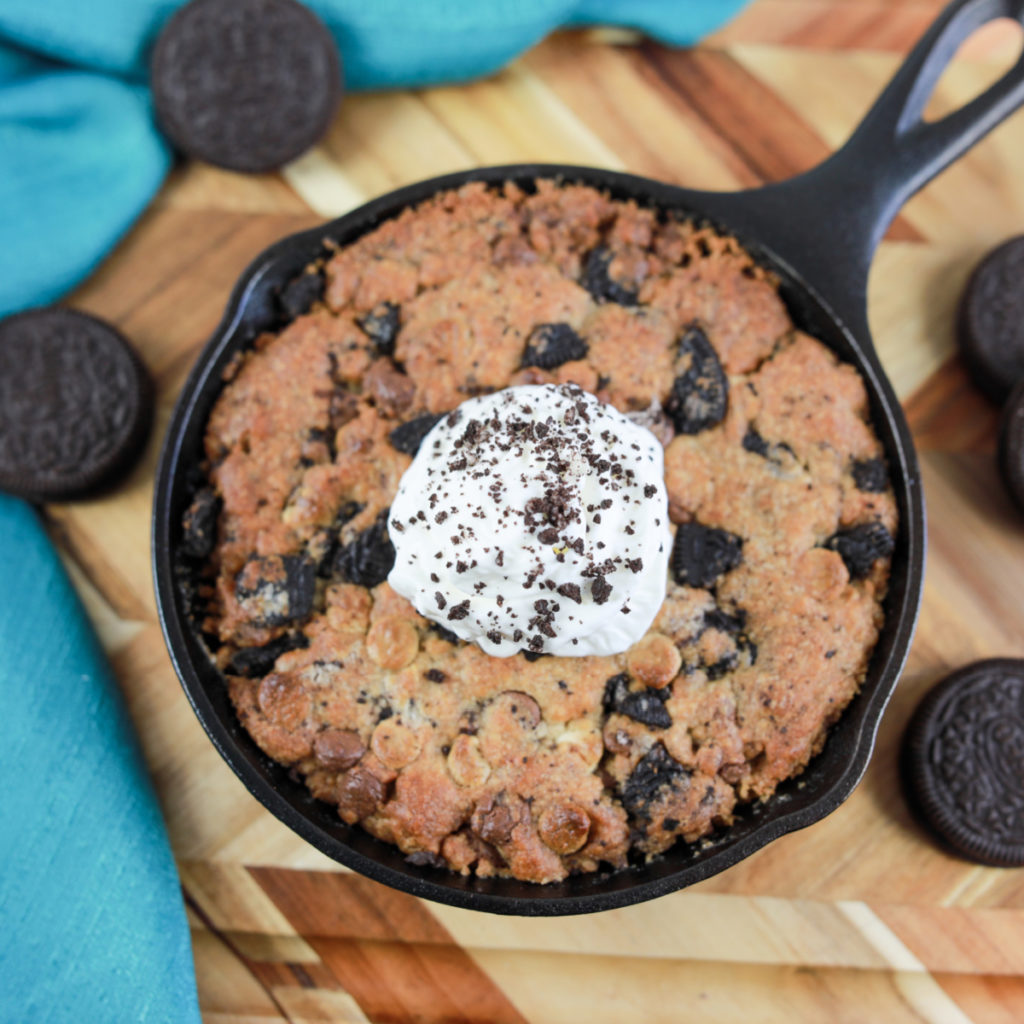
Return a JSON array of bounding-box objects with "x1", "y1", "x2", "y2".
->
[
  {"x1": 999, "y1": 380, "x2": 1024, "y2": 516},
  {"x1": 151, "y1": 0, "x2": 343, "y2": 173},
  {"x1": 902, "y1": 659, "x2": 1024, "y2": 866},
  {"x1": 958, "y1": 237, "x2": 1024, "y2": 402},
  {"x1": 0, "y1": 309, "x2": 153, "y2": 501}
]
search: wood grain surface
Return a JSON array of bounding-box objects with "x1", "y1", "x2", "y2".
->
[{"x1": 48, "y1": 1, "x2": 1024, "y2": 1020}]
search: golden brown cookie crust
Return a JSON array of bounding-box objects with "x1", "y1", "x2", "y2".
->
[{"x1": 189, "y1": 180, "x2": 897, "y2": 883}]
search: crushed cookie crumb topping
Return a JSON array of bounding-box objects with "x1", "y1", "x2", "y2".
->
[{"x1": 387, "y1": 384, "x2": 671, "y2": 657}]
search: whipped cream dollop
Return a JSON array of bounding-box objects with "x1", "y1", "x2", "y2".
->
[{"x1": 387, "y1": 384, "x2": 671, "y2": 657}]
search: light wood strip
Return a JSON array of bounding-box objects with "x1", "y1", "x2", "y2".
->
[
  {"x1": 232, "y1": 934, "x2": 323, "y2": 965},
  {"x1": 320, "y1": 91, "x2": 475, "y2": 187},
  {"x1": 469, "y1": 950, "x2": 973, "y2": 1024},
  {"x1": 55, "y1": 546, "x2": 145, "y2": 656},
  {"x1": 935, "y1": 975, "x2": 1024, "y2": 1024},
  {"x1": 710, "y1": 0, "x2": 1020, "y2": 60},
  {"x1": 878, "y1": 904, "x2": 1024, "y2": 976},
  {"x1": 420, "y1": 63, "x2": 625, "y2": 169},
  {"x1": 522, "y1": 36, "x2": 746, "y2": 190},
  {"x1": 156, "y1": 162, "x2": 311, "y2": 214},
  {"x1": 432, "y1": 891, "x2": 888, "y2": 969},
  {"x1": 271, "y1": 986, "x2": 369, "y2": 1024},
  {"x1": 180, "y1": 861, "x2": 304, "y2": 943},
  {"x1": 281, "y1": 148, "x2": 370, "y2": 218},
  {"x1": 197, "y1": 866, "x2": 1024, "y2": 976},
  {"x1": 866, "y1": 241, "x2": 963, "y2": 401}
]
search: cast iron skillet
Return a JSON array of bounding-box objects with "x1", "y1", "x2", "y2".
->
[{"x1": 154, "y1": 0, "x2": 1024, "y2": 915}]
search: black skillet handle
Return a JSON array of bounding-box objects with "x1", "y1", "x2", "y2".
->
[{"x1": 699, "y1": 0, "x2": 1024, "y2": 338}]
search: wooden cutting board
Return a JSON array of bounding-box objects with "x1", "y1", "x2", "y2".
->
[{"x1": 49, "y1": 2, "x2": 1024, "y2": 1020}]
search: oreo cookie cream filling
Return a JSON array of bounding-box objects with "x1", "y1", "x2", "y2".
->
[{"x1": 387, "y1": 384, "x2": 671, "y2": 656}]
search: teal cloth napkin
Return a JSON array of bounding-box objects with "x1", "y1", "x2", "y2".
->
[
  {"x1": 0, "y1": 2, "x2": 746, "y2": 1019},
  {"x1": 0, "y1": 494, "x2": 201, "y2": 1023},
  {"x1": 0, "y1": 0, "x2": 747, "y2": 319}
]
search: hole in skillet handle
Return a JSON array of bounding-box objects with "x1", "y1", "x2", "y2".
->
[
  {"x1": 922, "y1": 15, "x2": 1024, "y2": 121},
  {"x1": 687, "y1": 0, "x2": 1024, "y2": 343}
]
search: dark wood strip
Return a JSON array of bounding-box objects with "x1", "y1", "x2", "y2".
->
[
  {"x1": 936, "y1": 974, "x2": 1024, "y2": 1024},
  {"x1": 637, "y1": 46, "x2": 925, "y2": 242},
  {"x1": 248, "y1": 959, "x2": 345, "y2": 992},
  {"x1": 251, "y1": 866, "x2": 454, "y2": 944},
  {"x1": 709, "y1": 1, "x2": 942, "y2": 53},
  {"x1": 311, "y1": 937, "x2": 529, "y2": 1024},
  {"x1": 903, "y1": 355, "x2": 1000, "y2": 453},
  {"x1": 251, "y1": 867, "x2": 531, "y2": 1024}
]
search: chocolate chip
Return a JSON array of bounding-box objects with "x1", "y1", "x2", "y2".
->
[
  {"x1": 471, "y1": 792, "x2": 525, "y2": 845},
  {"x1": 580, "y1": 245, "x2": 639, "y2": 305},
  {"x1": 521, "y1": 650, "x2": 549, "y2": 662},
  {"x1": 666, "y1": 326, "x2": 728, "y2": 435},
  {"x1": 328, "y1": 387, "x2": 360, "y2": 432},
  {"x1": 671, "y1": 522, "x2": 743, "y2": 589},
  {"x1": 333, "y1": 511, "x2": 395, "y2": 588},
  {"x1": 851, "y1": 457, "x2": 889, "y2": 493},
  {"x1": 313, "y1": 728, "x2": 365, "y2": 770},
  {"x1": 424, "y1": 668, "x2": 447, "y2": 683},
  {"x1": 622, "y1": 744, "x2": 691, "y2": 820},
  {"x1": 277, "y1": 268, "x2": 324, "y2": 320},
  {"x1": 388, "y1": 412, "x2": 445, "y2": 455},
  {"x1": 405, "y1": 850, "x2": 447, "y2": 869},
  {"x1": 538, "y1": 803, "x2": 591, "y2": 855},
  {"x1": 357, "y1": 301, "x2": 401, "y2": 355},
  {"x1": 825, "y1": 521, "x2": 895, "y2": 579},
  {"x1": 336, "y1": 766, "x2": 386, "y2": 823},
  {"x1": 521, "y1": 322, "x2": 588, "y2": 369},
  {"x1": 181, "y1": 487, "x2": 220, "y2": 559},
  {"x1": 227, "y1": 632, "x2": 309, "y2": 677},
  {"x1": 504, "y1": 691, "x2": 542, "y2": 729},
  {"x1": 235, "y1": 554, "x2": 317, "y2": 626}
]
